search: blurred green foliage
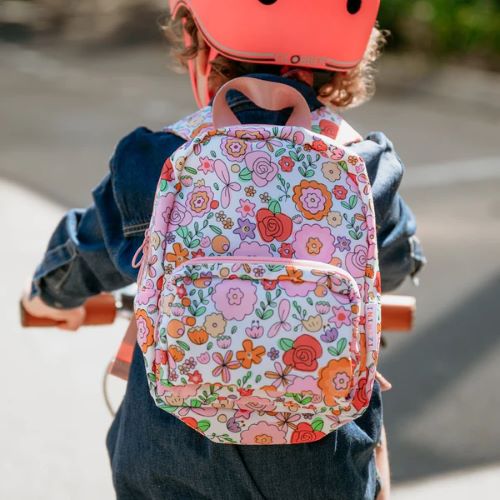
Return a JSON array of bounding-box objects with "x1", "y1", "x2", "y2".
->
[{"x1": 379, "y1": 0, "x2": 500, "y2": 64}]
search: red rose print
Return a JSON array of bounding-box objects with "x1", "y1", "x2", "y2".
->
[
  {"x1": 181, "y1": 417, "x2": 199, "y2": 430},
  {"x1": 161, "y1": 158, "x2": 175, "y2": 181},
  {"x1": 283, "y1": 334, "x2": 323, "y2": 372},
  {"x1": 279, "y1": 156, "x2": 295, "y2": 172},
  {"x1": 237, "y1": 387, "x2": 254, "y2": 396},
  {"x1": 290, "y1": 422, "x2": 326, "y2": 444},
  {"x1": 333, "y1": 185, "x2": 348, "y2": 200},
  {"x1": 256, "y1": 209, "x2": 293, "y2": 242},
  {"x1": 319, "y1": 119, "x2": 339, "y2": 140},
  {"x1": 352, "y1": 376, "x2": 371, "y2": 411},
  {"x1": 311, "y1": 139, "x2": 328, "y2": 152}
]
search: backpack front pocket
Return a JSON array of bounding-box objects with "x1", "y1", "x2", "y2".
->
[{"x1": 155, "y1": 256, "x2": 362, "y2": 415}]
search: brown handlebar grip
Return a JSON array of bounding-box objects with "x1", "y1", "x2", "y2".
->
[
  {"x1": 381, "y1": 295, "x2": 416, "y2": 332},
  {"x1": 20, "y1": 293, "x2": 117, "y2": 327}
]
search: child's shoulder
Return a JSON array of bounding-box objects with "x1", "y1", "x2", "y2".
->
[{"x1": 110, "y1": 127, "x2": 185, "y2": 177}]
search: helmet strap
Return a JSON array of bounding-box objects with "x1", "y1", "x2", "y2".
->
[{"x1": 183, "y1": 20, "x2": 219, "y2": 108}]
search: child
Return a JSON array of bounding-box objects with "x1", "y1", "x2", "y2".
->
[{"x1": 23, "y1": 1, "x2": 424, "y2": 498}]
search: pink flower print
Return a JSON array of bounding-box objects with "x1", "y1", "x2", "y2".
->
[
  {"x1": 241, "y1": 422, "x2": 287, "y2": 445},
  {"x1": 198, "y1": 156, "x2": 214, "y2": 174},
  {"x1": 168, "y1": 384, "x2": 200, "y2": 399},
  {"x1": 197, "y1": 352, "x2": 210, "y2": 364},
  {"x1": 217, "y1": 335, "x2": 232, "y2": 349},
  {"x1": 212, "y1": 280, "x2": 257, "y2": 320},
  {"x1": 333, "y1": 372, "x2": 350, "y2": 391},
  {"x1": 299, "y1": 186, "x2": 328, "y2": 214},
  {"x1": 275, "y1": 412, "x2": 301, "y2": 431},
  {"x1": 279, "y1": 278, "x2": 316, "y2": 298},
  {"x1": 245, "y1": 151, "x2": 278, "y2": 187},
  {"x1": 237, "y1": 396, "x2": 276, "y2": 412},
  {"x1": 233, "y1": 241, "x2": 273, "y2": 258},
  {"x1": 158, "y1": 192, "x2": 193, "y2": 230},
  {"x1": 330, "y1": 306, "x2": 352, "y2": 328},
  {"x1": 136, "y1": 279, "x2": 156, "y2": 305},
  {"x1": 233, "y1": 218, "x2": 256, "y2": 241},
  {"x1": 264, "y1": 362, "x2": 294, "y2": 389},
  {"x1": 346, "y1": 245, "x2": 368, "y2": 278},
  {"x1": 227, "y1": 288, "x2": 243, "y2": 306},
  {"x1": 186, "y1": 185, "x2": 214, "y2": 217},
  {"x1": 293, "y1": 224, "x2": 336, "y2": 263},
  {"x1": 236, "y1": 199, "x2": 256, "y2": 218},
  {"x1": 211, "y1": 351, "x2": 240, "y2": 383},
  {"x1": 245, "y1": 321, "x2": 264, "y2": 339},
  {"x1": 330, "y1": 146, "x2": 344, "y2": 161},
  {"x1": 200, "y1": 236, "x2": 211, "y2": 248},
  {"x1": 286, "y1": 376, "x2": 323, "y2": 404},
  {"x1": 214, "y1": 159, "x2": 241, "y2": 208},
  {"x1": 268, "y1": 299, "x2": 292, "y2": 338},
  {"x1": 315, "y1": 301, "x2": 330, "y2": 315}
]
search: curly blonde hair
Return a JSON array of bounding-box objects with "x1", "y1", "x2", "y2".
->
[{"x1": 164, "y1": 8, "x2": 387, "y2": 109}]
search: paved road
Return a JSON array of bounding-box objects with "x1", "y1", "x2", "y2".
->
[{"x1": 1, "y1": 42, "x2": 500, "y2": 497}]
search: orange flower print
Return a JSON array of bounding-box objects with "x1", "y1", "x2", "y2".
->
[
  {"x1": 168, "y1": 345, "x2": 185, "y2": 363},
  {"x1": 236, "y1": 339, "x2": 266, "y2": 369},
  {"x1": 278, "y1": 266, "x2": 305, "y2": 284},
  {"x1": 306, "y1": 237, "x2": 323, "y2": 255},
  {"x1": 318, "y1": 358, "x2": 353, "y2": 406},
  {"x1": 135, "y1": 309, "x2": 154, "y2": 354},
  {"x1": 292, "y1": 180, "x2": 332, "y2": 221},
  {"x1": 166, "y1": 243, "x2": 189, "y2": 267}
]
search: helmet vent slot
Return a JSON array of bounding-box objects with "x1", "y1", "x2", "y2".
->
[
  {"x1": 347, "y1": 0, "x2": 362, "y2": 14},
  {"x1": 259, "y1": 0, "x2": 278, "y2": 5}
]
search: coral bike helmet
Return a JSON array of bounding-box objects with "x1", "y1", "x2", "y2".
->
[{"x1": 169, "y1": 0, "x2": 381, "y2": 107}]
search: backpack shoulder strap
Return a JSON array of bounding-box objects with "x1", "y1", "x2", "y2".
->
[
  {"x1": 163, "y1": 104, "x2": 362, "y2": 146},
  {"x1": 310, "y1": 107, "x2": 363, "y2": 145},
  {"x1": 163, "y1": 106, "x2": 214, "y2": 141}
]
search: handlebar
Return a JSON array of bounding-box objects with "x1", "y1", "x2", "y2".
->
[{"x1": 21, "y1": 293, "x2": 416, "y2": 332}]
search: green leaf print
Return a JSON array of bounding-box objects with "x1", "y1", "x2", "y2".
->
[
  {"x1": 311, "y1": 419, "x2": 324, "y2": 432},
  {"x1": 279, "y1": 338, "x2": 294, "y2": 351},
  {"x1": 338, "y1": 160, "x2": 348, "y2": 172},
  {"x1": 197, "y1": 420, "x2": 211, "y2": 433},
  {"x1": 239, "y1": 168, "x2": 252, "y2": 181},
  {"x1": 185, "y1": 166, "x2": 197, "y2": 175},
  {"x1": 189, "y1": 399, "x2": 202, "y2": 408},
  {"x1": 327, "y1": 338, "x2": 348, "y2": 357},
  {"x1": 176, "y1": 341, "x2": 191, "y2": 351},
  {"x1": 336, "y1": 338, "x2": 348, "y2": 355},
  {"x1": 176, "y1": 226, "x2": 189, "y2": 239},
  {"x1": 261, "y1": 310, "x2": 274, "y2": 320},
  {"x1": 268, "y1": 199, "x2": 282, "y2": 214},
  {"x1": 160, "y1": 179, "x2": 168, "y2": 192},
  {"x1": 209, "y1": 225, "x2": 222, "y2": 235}
]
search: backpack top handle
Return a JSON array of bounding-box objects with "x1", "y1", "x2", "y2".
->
[{"x1": 212, "y1": 76, "x2": 312, "y2": 129}]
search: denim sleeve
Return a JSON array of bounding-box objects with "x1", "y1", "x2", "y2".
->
[
  {"x1": 30, "y1": 127, "x2": 184, "y2": 308},
  {"x1": 350, "y1": 132, "x2": 425, "y2": 292}
]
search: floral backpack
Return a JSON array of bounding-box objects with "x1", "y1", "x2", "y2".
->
[{"x1": 134, "y1": 77, "x2": 381, "y2": 445}]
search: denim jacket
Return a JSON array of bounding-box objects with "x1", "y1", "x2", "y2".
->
[
  {"x1": 31, "y1": 74, "x2": 424, "y2": 308},
  {"x1": 31, "y1": 74, "x2": 425, "y2": 499}
]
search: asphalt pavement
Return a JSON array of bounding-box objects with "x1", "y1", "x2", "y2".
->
[{"x1": 1, "y1": 41, "x2": 499, "y2": 499}]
